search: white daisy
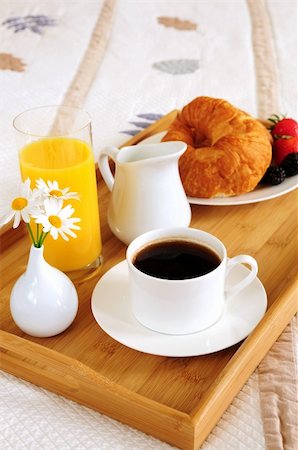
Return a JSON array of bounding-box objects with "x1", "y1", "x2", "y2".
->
[
  {"x1": 36, "y1": 178, "x2": 80, "y2": 201},
  {"x1": 33, "y1": 197, "x2": 81, "y2": 241},
  {"x1": 0, "y1": 178, "x2": 41, "y2": 229}
]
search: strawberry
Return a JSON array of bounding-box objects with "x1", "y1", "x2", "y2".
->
[
  {"x1": 268, "y1": 115, "x2": 298, "y2": 139},
  {"x1": 273, "y1": 137, "x2": 298, "y2": 166}
]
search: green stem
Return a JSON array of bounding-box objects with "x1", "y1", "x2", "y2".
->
[
  {"x1": 37, "y1": 231, "x2": 44, "y2": 247},
  {"x1": 36, "y1": 223, "x2": 39, "y2": 244},
  {"x1": 26, "y1": 223, "x2": 37, "y2": 246},
  {"x1": 39, "y1": 231, "x2": 49, "y2": 247}
]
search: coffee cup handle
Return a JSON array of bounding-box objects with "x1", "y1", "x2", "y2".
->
[
  {"x1": 98, "y1": 146, "x2": 119, "y2": 191},
  {"x1": 224, "y1": 255, "x2": 258, "y2": 298}
]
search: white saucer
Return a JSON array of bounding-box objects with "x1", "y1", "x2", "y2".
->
[
  {"x1": 141, "y1": 132, "x2": 298, "y2": 206},
  {"x1": 91, "y1": 261, "x2": 267, "y2": 357}
]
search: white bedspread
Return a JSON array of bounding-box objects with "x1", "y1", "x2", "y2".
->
[{"x1": 0, "y1": 1, "x2": 297, "y2": 449}]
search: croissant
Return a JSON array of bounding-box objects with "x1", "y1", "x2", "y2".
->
[{"x1": 162, "y1": 96, "x2": 272, "y2": 198}]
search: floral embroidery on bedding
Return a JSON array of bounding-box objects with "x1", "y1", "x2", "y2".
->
[
  {"x1": 0, "y1": 53, "x2": 26, "y2": 72},
  {"x1": 157, "y1": 16, "x2": 197, "y2": 31},
  {"x1": 120, "y1": 113, "x2": 163, "y2": 136},
  {"x1": 153, "y1": 59, "x2": 199, "y2": 75},
  {"x1": 137, "y1": 113, "x2": 163, "y2": 121},
  {"x1": 2, "y1": 15, "x2": 56, "y2": 34}
]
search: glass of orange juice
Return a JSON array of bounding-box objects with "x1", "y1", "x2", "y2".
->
[{"x1": 13, "y1": 105, "x2": 102, "y2": 279}]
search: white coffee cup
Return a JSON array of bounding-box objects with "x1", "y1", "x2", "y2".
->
[{"x1": 126, "y1": 227, "x2": 258, "y2": 335}]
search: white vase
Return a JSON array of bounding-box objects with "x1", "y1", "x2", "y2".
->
[{"x1": 10, "y1": 245, "x2": 78, "y2": 337}]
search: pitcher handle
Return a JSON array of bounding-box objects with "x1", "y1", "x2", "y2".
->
[{"x1": 98, "y1": 146, "x2": 119, "y2": 191}]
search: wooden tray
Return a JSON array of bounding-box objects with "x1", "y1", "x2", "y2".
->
[{"x1": 1, "y1": 111, "x2": 297, "y2": 450}]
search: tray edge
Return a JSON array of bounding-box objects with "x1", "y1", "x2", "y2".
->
[
  {"x1": 0, "y1": 329, "x2": 195, "y2": 450},
  {"x1": 191, "y1": 280, "x2": 298, "y2": 448}
]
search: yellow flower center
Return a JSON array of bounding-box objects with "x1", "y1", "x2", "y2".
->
[
  {"x1": 11, "y1": 197, "x2": 28, "y2": 210},
  {"x1": 48, "y1": 215, "x2": 62, "y2": 228},
  {"x1": 49, "y1": 189, "x2": 62, "y2": 197}
]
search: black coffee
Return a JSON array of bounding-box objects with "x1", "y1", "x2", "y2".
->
[{"x1": 133, "y1": 239, "x2": 221, "y2": 280}]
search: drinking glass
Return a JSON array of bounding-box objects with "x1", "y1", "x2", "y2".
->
[{"x1": 13, "y1": 105, "x2": 102, "y2": 279}]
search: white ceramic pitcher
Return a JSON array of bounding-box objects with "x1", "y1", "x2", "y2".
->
[{"x1": 98, "y1": 141, "x2": 191, "y2": 244}]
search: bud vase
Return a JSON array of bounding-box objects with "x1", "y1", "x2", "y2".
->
[{"x1": 10, "y1": 245, "x2": 78, "y2": 337}]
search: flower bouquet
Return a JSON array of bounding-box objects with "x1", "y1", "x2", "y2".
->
[
  {"x1": 0, "y1": 178, "x2": 81, "y2": 338},
  {"x1": 0, "y1": 177, "x2": 81, "y2": 246}
]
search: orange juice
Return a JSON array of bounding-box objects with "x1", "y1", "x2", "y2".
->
[{"x1": 19, "y1": 137, "x2": 101, "y2": 272}]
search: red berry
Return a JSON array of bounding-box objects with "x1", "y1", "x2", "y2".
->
[
  {"x1": 271, "y1": 118, "x2": 298, "y2": 139},
  {"x1": 273, "y1": 137, "x2": 298, "y2": 165}
]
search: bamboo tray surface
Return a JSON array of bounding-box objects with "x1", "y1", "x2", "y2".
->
[{"x1": 0, "y1": 111, "x2": 297, "y2": 450}]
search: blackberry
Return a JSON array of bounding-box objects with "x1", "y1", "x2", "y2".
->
[
  {"x1": 281, "y1": 152, "x2": 298, "y2": 177},
  {"x1": 260, "y1": 166, "x2": 286, "y2": 185}
]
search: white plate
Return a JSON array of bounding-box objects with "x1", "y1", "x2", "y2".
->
[
  {"x1": 91, "y1": 261, "x2": 267, "y2": 357},
  {"x1": 141, "y1": 132, "x2": 298, "y2": 206}
]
